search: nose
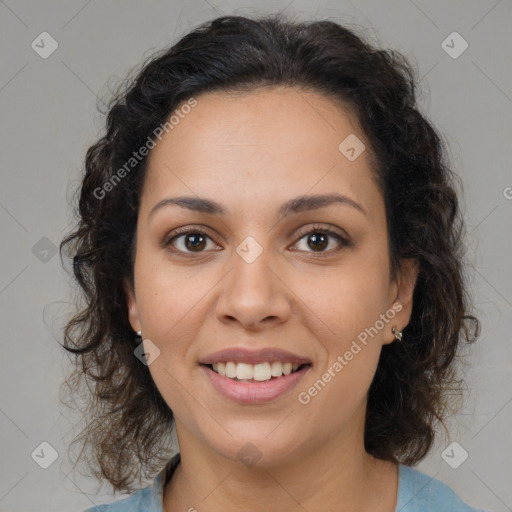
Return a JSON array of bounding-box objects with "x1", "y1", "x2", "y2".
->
[{"x1": 215, "y1": 249, "x2": 291, "y2": 331}]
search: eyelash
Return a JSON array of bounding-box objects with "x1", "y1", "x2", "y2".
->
[{"x1": 163, "y1": 224, "x2": 351, "y2": 257}]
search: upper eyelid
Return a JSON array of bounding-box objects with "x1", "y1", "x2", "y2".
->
[
  {"x1": 295, "y1": 223, "x2": 349, "y2": 239},
  {"x1": 164, "y1": 224, "x2": 350, "y2": 250},
  {"x1": 166, "y1": 223, "x2": 348, "y2": 239}
]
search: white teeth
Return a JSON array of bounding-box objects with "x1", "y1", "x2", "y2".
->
[
  {"x1": 210, "y1": 361, "x2": 303, "y2": 381},
  {"x1": 225, "y1": 361, "x2": 237, "y2": 378},
  {"x1": 271, "y1": 361, "x2": 283, "y2": 377},
  {"x1": 253, "y1": 362, "x2": 271, "y2": 381},
  {"x1": 236, "y1": 363, "x2": 254, "y2": 380}
]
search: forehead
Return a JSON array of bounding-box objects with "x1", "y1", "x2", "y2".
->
[
  {"x1": 149, "y1": 86, "x2": 366, "y2": 162},
  {"x1": 141, "y1": 86, "x2": 382, "y2": 222}
]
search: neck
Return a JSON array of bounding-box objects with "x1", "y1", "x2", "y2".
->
[{"x1": 163, "y1": 417, "x2": 398, "y2": 512}]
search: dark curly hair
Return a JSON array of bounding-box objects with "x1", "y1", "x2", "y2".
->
[{"x1": 59, "y1": 13, "x2": 480, "y2": 493}]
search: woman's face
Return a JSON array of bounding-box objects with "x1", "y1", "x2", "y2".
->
[{"x1": 126, "y1": 86, "x2": 418, "y2": 466}]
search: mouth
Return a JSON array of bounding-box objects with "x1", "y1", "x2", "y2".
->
[
  {"x1": 199, "y1": 362, "x2": 312, "y2": 404},
  {"x1": 201, "y1": 361, "x2": 312, "y2": 382}
]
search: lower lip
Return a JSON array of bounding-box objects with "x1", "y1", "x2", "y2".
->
[{"x1": 200, "y1": 364, "x2": 311, "y2": 404}]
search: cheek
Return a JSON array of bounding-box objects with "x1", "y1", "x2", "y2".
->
[
  {"x1": 134, "y1": 249, "x2": 207, "y2": 340},
  {"x1": 293, "y1": 257, "x2": 390, "y2": 343},
  {"x1": 296, "y1": 277, "x2": 387, "y2": 428}
]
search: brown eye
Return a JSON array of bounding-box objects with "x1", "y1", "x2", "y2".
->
[
  {"x1": 181, "y1": 232, "x2": 207, "y2": 251},
  {"x1": 293, "y1": 225, "x2": 351, "y2": 254},
  {"x1": 305, "y1": 232, "x2": 329, "y2": 251},
  {"x1": 165, "y1": 228, "x2": 218, "y2": 253},
  {"x1": 163, "y1": 224, "x2": 350, "y2": 256}
]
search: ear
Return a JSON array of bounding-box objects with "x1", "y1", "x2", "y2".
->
[
  {"x1": 123, "y1": 278, "x2": 141, "y2": 333},
  {"x1": 383, "y1": 258, "x2": 419, "y2": 345}
]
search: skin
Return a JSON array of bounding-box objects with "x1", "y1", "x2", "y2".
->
[{"x1": 125, "y1": 86, "x2": 419, "y2": 512}]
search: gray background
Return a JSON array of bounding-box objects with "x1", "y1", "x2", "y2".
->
[{"x1": 0, "y1": 0, "x2": 511, "y2": 511}]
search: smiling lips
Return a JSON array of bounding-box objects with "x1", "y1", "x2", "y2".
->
[
  {"x1": 211, "y1": 361, "x2": 302, "y2": 381},
  {"x1": 200, "y1": 347, "x2": 311, "y2": 382},
  {"x1": 199, "y1": 346, "x2": 312, "y2": 403}
]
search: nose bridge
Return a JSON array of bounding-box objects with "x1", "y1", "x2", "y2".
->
[{"x1": 216, "y1": 235, "x2": 289, "y2": 328}]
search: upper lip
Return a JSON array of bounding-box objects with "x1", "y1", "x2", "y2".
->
[{"x1": 199, "y1": 347, "x2": 312, "y2": 366}]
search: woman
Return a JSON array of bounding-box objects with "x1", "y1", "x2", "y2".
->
[{"x1": 60, "y1": 14, "x2": 486, "y2": 512}]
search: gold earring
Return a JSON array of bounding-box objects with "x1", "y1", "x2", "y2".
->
[{"x1": 392, "y1": 327, "x2": 403, "y2": 341}]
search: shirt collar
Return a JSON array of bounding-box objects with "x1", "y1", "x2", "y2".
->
[{"x1": 152, "y1": 451, "x2": 181, "y2": 511}]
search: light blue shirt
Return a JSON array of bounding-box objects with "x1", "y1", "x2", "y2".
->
[{"x1": 83, "y1": 452, "x2": 488, "y2": 511}]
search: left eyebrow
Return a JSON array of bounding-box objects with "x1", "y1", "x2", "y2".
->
[
  {"x1": 147, "y1": 192, "x2": 367, "y2": 221},
  {"x1": 276, "y1": 193, "x2": 367, "y2": 219}
]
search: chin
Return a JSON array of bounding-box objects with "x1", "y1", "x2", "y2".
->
[{"x1": 205, "y1": 431, "x2": 306, "y2": 469}]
